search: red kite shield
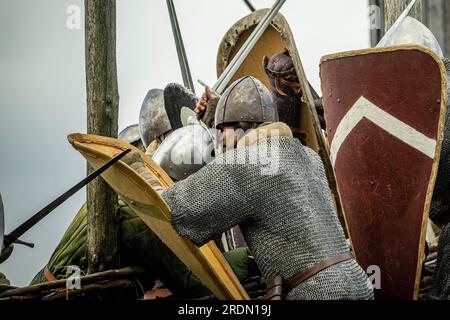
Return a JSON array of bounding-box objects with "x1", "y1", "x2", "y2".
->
[{"x1": 320, "y1": 46, "x2": 447, "y2": 300}]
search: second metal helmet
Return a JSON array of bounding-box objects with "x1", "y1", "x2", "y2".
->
[
  {"x1": 119, "y1": 124, "x2": 141, "y2": 144},
  {"x1": 118, "y1": 124, "x2": 145, "y2": 151},
  {"x1": 214, "y1": 76, "x2": 278, "y2": 129},
  {"x1": 139, "y1": 89, "x2": 172, "y2": 148},
  {"x1": 152, "y1": 119, "x2": 215, "y2": 181}
]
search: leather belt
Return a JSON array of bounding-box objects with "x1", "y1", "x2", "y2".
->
[{"x1": 266, "y1": 252, "x2": 354, "y2": 300}]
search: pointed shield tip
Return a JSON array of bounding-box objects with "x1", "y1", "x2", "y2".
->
[{"x1": 67, "y1": 133, "x2": 81, "y2": 145}]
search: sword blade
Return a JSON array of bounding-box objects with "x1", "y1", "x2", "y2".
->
[
  {"x1": 3, "y1": 148, "x2": 131, "y2": 247},
  {"x1": 214, "y1": 0, "x2": 287, "y2": 94},
  {"x1": 243, "y1": 0, "x2": 256, "y2": 12},
  {"x1": 0, "y1": 193, "x2": 4, "y2": 254},
  {"x1": 166, "y1": 0, "x2": 195, "y2": 94}
]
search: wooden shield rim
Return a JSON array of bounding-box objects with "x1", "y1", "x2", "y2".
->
[
  {"x1": 320, "y1": 45, "x2": 448, "y2": 299},
  {"x1": 67, "y1": 133, "x2": 250, "y2": 300},
  {"x1": 68, "y1": 133, "x2": 173, "y2": 218},
  {"x1": 216, "y1": 8, "x2": 323, "y2": 152},
  {"x1": 216, "y1": 8, "x2": 346, "y2": 234}
]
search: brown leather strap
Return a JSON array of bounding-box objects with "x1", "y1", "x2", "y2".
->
[
  {"x1": 285, "y1": 252, "x2": 354, "y2": 292},
  {"x1": 266, "y1": 276, "x2": 283, "y2": 301},
  {"x1": 44, "y1": 265, "x2": 57, "y2": 282}
]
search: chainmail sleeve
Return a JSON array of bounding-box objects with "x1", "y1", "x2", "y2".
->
[
  {"x1": 162, "y1": 137, "x2": 373, "y2": 299},
  {"x1": 161, "y1": 153, "x2": 255, "y2": 247}
]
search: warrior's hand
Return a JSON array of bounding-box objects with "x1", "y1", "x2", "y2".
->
[
  {"x1": 194, "y1": 87, "x2": 218, "y2": 114},
  {"x1": 195, "y1": 87, "x2": 219, "y2": 128}
]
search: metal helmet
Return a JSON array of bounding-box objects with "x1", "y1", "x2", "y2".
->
[
  {"x1": 118, "y1": 124, "x2": 144, "y2": 151},
  {"x1": 164, "y1": 83, "x2": 198, "y2": 131},
  {"x1": 378, "y1": 17, "x2": 443, "y2": 57},
  {"x1": 214, "y1": 76, "x2": 278, "y2": 129},
  {"x1": 139, "y1": 89, "x2": 172, "y2": 148},
  {"x1": 152, "y1": 118, "x2": 215, "y2": 181},
  {"x1": 119, "y1": 124, "x2": 140, "y2": 144}
]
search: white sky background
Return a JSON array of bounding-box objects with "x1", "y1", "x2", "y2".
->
[{"x1": 0, "y1": 0, "x2": 370, "y2": 286}]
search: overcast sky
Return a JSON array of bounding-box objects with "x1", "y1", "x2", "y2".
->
[{"x1": 0, "y1": 0, "x2": 370, "y2": 286}]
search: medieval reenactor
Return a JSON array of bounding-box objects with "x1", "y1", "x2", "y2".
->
[
  {"x1": 263, "y1": 50, "x2": 326, "y2": 137},
  {"x1": 161, "y1": 75, "x2": 374, "y2": 300},
  {"x1": 29, "y1": 87, "x2": 260, "y2": 299}
]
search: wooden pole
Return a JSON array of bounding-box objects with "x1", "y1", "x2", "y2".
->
[
  {"x1": 384, "y1": 0, "x2": 424, "y2": 32},
  {"x1": 84, "y1": 0, "x2": 120, "y2": 274},
  {"x1": 0, "y1": 267, "x2": 145, "y2": 299},
  {"x1": 423, "y1": 0, "x2": 450, "y2": 56}
]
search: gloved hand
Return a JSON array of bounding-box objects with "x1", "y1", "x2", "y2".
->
[{"x1": 194, "y1": 87, "x2": 219, "y2": 128}]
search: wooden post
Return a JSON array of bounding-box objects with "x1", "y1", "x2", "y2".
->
[
  {"x1": 423, "y1": 0, "x2": 450, "y2": 56},
  {"x1": 84, "y1": 0, "x2": 120, "y2": 274},
  {"x1": 384, "y1": 0, "x2": 424, "y2": 32}
]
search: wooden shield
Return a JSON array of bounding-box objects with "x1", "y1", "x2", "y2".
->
[
  {"x1": 217, "y1": 8, "x2": 345, "y2": 229},
  {"x1": 217, "y1": 9, "x2": 322, "y2": 153},
  {"x1": 320, "y1": 46, "x2": 447, "y2": 300},
  {"x1": 68, "y1": 133, "x2": 249, "y2": 300}
]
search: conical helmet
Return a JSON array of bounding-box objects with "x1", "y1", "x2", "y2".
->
[
  {"x1": 378, "y1": 16, "x2": 443, "y2": 57},
  {"x1": 214, "y1": 76, "x2": 278, "y2": 129}
]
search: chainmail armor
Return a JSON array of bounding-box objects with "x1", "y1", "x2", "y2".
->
[
  {"x1": 162, "y1": 137, "x2": 374, "y2": 300},
  {"x1": 430, "y1": 222, "x2": 450, "y2": 299},
  {"x1": 430, "y1": 57, "x2": 450, "y2": 222}
]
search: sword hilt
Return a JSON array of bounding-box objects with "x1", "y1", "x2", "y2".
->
[{"x1": 3, "y1": 235, "x2": 34, "y2": 249}]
